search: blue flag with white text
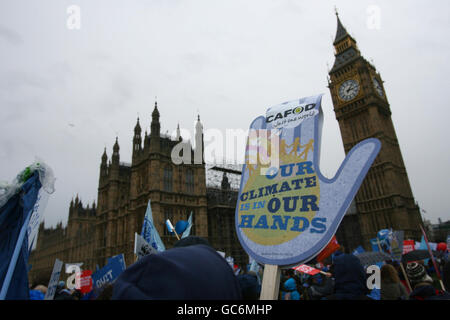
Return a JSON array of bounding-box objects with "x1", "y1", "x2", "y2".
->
[
  {"x1": 92, "y1": 254, "x2": 126, "y2": 290},
  {"x1": 0, "y1": 172, "x2": 41, "y2": 299},
  {"x1": 141, "y1": 200, "x2": 165, "y2": 252}
]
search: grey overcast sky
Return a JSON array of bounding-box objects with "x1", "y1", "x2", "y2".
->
[{"x1": 1, "y1": 0, "x2": 449, "y2": 228}]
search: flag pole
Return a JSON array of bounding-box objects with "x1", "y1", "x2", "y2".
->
[
  {"x1": 419, "y1": 225, "x2": 445, "y2": 291},
  {"x1": 399, "y1": 262, "x2": 412, "y2": 292},
  {"x1": 0, "y1": 208, "x2": 33, "y2": 299}
]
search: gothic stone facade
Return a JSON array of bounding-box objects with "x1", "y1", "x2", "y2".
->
[{"x1": 29, "y1": 103, "x2": 248, "y2": 283}]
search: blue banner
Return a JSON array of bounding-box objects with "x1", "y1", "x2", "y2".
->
[{"x1": 92, "y1": 254, "x2": 126, "y2": 290}]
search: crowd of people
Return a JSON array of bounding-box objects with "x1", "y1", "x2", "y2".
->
[
  {"x1": 27, "y1": 236, "x2": 450, "y2": 301},
  {"x1": 279, "y1": 249, "x2": 450, "y2": 300}
]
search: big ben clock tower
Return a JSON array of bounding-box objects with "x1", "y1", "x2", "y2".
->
[{"x1": 328, "y1": 12, "x2": 423, "y2": 249}]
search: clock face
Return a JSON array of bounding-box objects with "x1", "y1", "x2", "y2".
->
[
  {"x1": 338, "y1": 79, "x2": 360, "y2": 101},
  {"x1": 372, "y1": 77, "x2": 384, "y2": 97}
]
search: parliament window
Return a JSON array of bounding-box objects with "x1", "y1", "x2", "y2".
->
[
  {"x1": 186, "y1": 169, "x2": 194, "y2": 194},
  {"x1": 163, "y1": 166, "x2": 173, "y2": 192}
]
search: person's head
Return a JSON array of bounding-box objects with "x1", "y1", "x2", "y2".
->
[
  {"x1": 283, "y1": 277, "x2": 297, "y2": 292},
  {"x1": 112, "y1": 244, "x2": 242, "y2": 300},
  {"x1": 381, "y1": 264, "x2": 400, "y2": 284},
  {"x1": 33, "y1": 285, "x2": 47, "y2": 294},
  {"x1": 57, "y1": 280, "x2": 65, "y2": 290},
  {"x1": 332, "y1": 253, "x2": 368, "y2": 296},
  {"x1": 237, "y1": 274, "x2": 261, "y2": 300},
  {"x1": 406, "y1": 262, "x2": 433, "y2": 289}
]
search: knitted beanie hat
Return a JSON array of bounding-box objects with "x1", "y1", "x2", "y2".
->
[{"x1": 406, "y1": 262, "x2": 433, "y2": 285}]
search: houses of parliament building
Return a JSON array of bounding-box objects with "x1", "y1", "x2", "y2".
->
[{"x1": 29, "y1": 13, "x2": 422, "y2": 282}]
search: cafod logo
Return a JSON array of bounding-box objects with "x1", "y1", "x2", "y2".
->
[
  {"x1": 266, "y1": 102, "x2": 319, "y2": 129},
  {"x1": 236, "y1": 94, "x2": 381, "y2": 266}
]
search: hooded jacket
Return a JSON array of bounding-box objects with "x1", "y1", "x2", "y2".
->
[
  {"x1": 112, "y1": 244, "x2": 242, "y2": 300},
  {"x1": 327, "y1": 254, "x2": 370, "y2": 300}
]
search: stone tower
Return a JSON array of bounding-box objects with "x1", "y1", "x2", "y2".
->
[
  {"x1": 327, "y1": 12, "x2": 422, "y2": 249},
  {"x1": 95, "y1": 101, "x2": 208, "y2": 266}
]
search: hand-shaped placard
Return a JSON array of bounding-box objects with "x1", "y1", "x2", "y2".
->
[{"x1": 236, "y1": 94, "x2": 380, "y2": 266}]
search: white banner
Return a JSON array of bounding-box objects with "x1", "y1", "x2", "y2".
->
[
  {"x1": 44, "y1": 258, "x2": 63, "y2": 300},
  {"x1": 134, "y1": 233, "x2": 157, "y2": 260},
  {"x1": 27, "y1": 188, "x2": 50, "y2": 251}
]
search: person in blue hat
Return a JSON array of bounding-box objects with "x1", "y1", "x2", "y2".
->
[{"x1": 281, "y1": 269, "x2": 300, "y2": 300}]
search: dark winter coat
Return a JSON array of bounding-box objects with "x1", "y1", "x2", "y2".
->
[
  {"x1": 380, "y1": 281, "x2": 408, "y2": 300},
  {"x1": 326, "y1": 254, "x2": 371, "y2": 300},
  {"x1": 409, "y1": 284, "x2": 450, "y2": 300}
]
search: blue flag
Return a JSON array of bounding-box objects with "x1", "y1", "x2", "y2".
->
[
  {"x1": 370, "y1": 238, "x2": 380, "y2": 252},
  {"x1": 92, "y1": 254, "x2": 126, "y2": 290},
  {"x1": 141, "y1": 200, "x2": 165, "y2": 252},
  {"x1": 352, "y1": 246, "x2": 365, "y2": 255},
  {"x1": 418, "y1": 235, "x2": 430, "y2": 264},
  {"x1": 0, "y1": 172, "x2": 41, "y2": 299},
  {"x1": 181, "y1": 212, "x2": 193, "y2": 239}
]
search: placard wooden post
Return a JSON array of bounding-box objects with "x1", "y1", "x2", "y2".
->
[
  {"x1": 399, "y1": 263, "x2": 412, "y2": 292},
  {"x1": 259, "y1": 264, "x2": 281, "y2": 300}
]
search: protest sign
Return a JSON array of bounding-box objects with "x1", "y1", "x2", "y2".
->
[
  {"x1": 293, "y1": 264, "x2": 321, "y2": 276},
  {"x1": 77, "y1": 270, "x2": 93, "y2": 294},
  {"x1": 389, "y1": 230, "x2": 404, "y2": 261},
  {"x1": 92, "y1": 254, "x2": 126, "y2": 290},
  {"x1": 403, "y1": 240, "x2": 415, "y2": 254},
  {"x1": 134, "y1": 233, "x2": 157, "y2": 260},
  {"x1": 236, "y1": 94, "x2": 380, "y2": 265},
  {"x1": 44, "y1": 258, "x2": 63, "y2": 300},
  {"x1": 236, "y1": 94, "x2": 380, "y2": 299},
  {"x1": 107, "y1": 254, "x2": 126, "y2": 270}
]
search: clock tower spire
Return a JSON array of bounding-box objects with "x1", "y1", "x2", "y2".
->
[{"x1": 328, "y1": 12, "x2": 423, "y2": 250}]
